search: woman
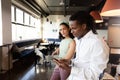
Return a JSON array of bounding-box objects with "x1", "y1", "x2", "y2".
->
[{"x1": 50, "y1": 22, "x2": 76, "y2": 80}]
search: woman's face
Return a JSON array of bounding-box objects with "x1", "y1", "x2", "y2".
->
[{"x1": 59, "y1": 25, "x2": 70, "y2": 38}]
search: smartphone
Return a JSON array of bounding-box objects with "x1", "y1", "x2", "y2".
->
[{"x1": 53, "y1": 57, "x2": 59, "y2": 61}]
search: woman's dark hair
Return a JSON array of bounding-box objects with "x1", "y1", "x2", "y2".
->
[
  {"x1": 59, "y1": 22, "x2": 74, "y2": 40},
  {"x1": 69, "y1": 11, "x2": 97, "y2": 34}
]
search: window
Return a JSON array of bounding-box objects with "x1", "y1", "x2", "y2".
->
[
  {"x1": 16, "y1": 8, "x2": 23, "y2": 24},
  {"x1": 24, "y1": 13, "x2": 30, "y2": 25},
  {"x1": 30, "y1": 16, "x2": 35, "y2": 26},
  {"x1": 11, "y1": 6, "x2": 15, "y2": 22},
  {"x1": 12, "y1": 24, "x2": 17, "y2": 41},
  {"x1": 11, "y1": 5, "x2": 41, "y2": 41}
]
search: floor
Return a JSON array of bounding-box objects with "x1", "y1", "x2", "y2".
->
[
  {"x1": 0, "y1": 60, "x2": 55, "y2": 80},
  {"x1": 0, "y1": 56, "x2": 118, "y2": 80}
]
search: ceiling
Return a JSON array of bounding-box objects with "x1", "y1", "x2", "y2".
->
[{"x1": 12, "y1": 0, "x2": 106, "y2": 17}]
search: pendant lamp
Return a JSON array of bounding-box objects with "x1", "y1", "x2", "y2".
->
[
  {"x1": 90, "y1": 10, "x2": 103, "y2": 23},
  {"x1": 101, "y1": 0, "x2": 120, "y2": 16}
]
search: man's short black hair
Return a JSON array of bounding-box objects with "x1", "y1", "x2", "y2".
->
[{"x1": 69, "y1": 11, "x2": 97, "y2": 34}]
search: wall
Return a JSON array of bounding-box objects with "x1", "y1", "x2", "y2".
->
[
  {"x1": 108, "y1": 17, "x2": 120, "y2": 68},
  {"x1": 42, "y1": 15, "x2": 108, "y2": 40},
  {"x1": 0, "y1": 0, "x2": 2, "y2": 45},
  {"x1": 108, "y1": 25, "x2": 120, "y2": 47},
  {"x1": 0, "y1": 0, "x2": 12, "y2": 72},
  {"x1": 0, "y1": 0, "x2": 2, "y2": 72},
  {"x1": 2, "y1": 0, "x2": 12, "y2": 44},
  {"x1": 42, "y1": 15, "x2": 70, "y2": 39},
  {"x1": 108, "y1": 17, "x2": 120, "y2": 47}
]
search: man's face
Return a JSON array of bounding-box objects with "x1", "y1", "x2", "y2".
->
[{"x1": 69, "y1": 20, "x2": 86, "y2": 39}]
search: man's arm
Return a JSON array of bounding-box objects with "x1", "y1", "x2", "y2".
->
[{"x1": 85, "y1": 40, "x2": 109, "y2": 79}]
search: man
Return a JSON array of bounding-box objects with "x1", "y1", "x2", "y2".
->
[{"x1": 56, "y1": 11, "x2": 109, "y2": 80}]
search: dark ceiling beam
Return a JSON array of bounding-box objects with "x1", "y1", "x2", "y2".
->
[
  {"x1": 12, "y1": 0, "x2": 40, "y2": 17},
  {"x1": 42, "y1": 0, "x2": 51, "y2": 13},
  {"x1": 23, "y1": 0, "x2": 49, "y2": 17},
  {"x1": 64, "y1": 0, "x2": 67, "y2": 16},
  {"x1": 63, "y1": 0, "x2": 70, "y2": 16},
  {"x1": 21, "y1": 0, "x2": 41, "y2": 15}
]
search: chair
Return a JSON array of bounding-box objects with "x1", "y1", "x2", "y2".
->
[{"x1": 35, "y1": 48, "x2": 45, "y2": 64}]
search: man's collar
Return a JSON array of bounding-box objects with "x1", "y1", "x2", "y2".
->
[{"x1": 77, "y1": 30, "x2": 93, "y2": 40}]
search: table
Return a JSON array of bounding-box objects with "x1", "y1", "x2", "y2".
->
[{"x1": 40, "y1": 43, "x2": 49, "y2": 46}]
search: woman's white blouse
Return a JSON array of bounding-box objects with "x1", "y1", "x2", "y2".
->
[{"x1": 68, "y1": 31, "x2": 109, "y2": 80}]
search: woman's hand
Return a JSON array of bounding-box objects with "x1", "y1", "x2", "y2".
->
[
  {"x1": 51, "y1": 48, "x2": 59, "y2": 56},
  {"x1": 51, "y1": 51, "x2": 56, "y2": 56}
]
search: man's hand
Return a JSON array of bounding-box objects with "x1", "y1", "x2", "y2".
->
[{"x1": 54, "y1": 59, "x2": 71, "y2": 71}]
